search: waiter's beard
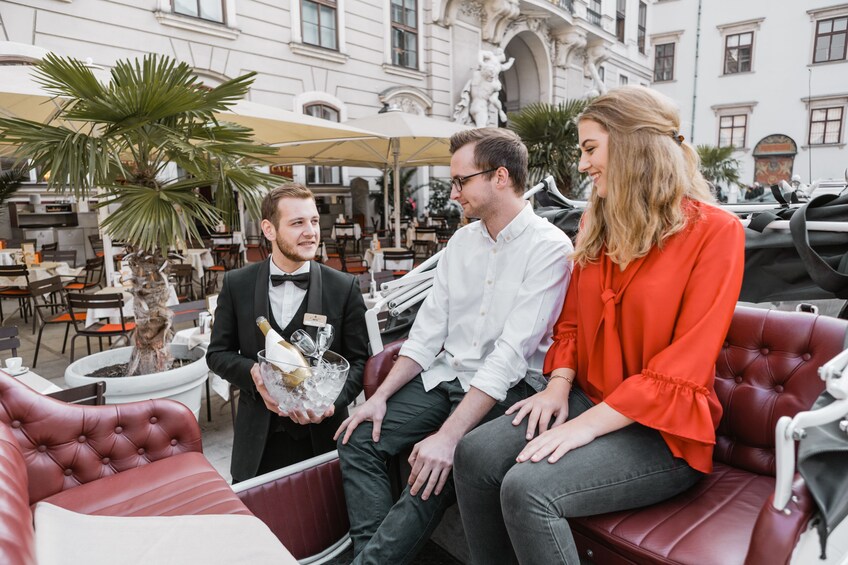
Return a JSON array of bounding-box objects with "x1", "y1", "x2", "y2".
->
[{"x1": 275, "y1": 234, "x2": 318, "y2": 263}]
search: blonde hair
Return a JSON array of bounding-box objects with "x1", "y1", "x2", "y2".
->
[{"x1": 572, "y1": 86, "x2": 714, "y2": 267}]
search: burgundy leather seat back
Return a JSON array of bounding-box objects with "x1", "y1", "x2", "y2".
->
[
  {"x1": 0, "y1": 375, "x2": 203, "y2": 504},
  {"x1": 363, "y1": 339, "x2": 406, "y2": 399},
  {"x1": 713, "y1": 307, "x2": 847, "y2": 476},
  {"x1": 0, "y1": 423, "x2": 35, "y2": 565}
]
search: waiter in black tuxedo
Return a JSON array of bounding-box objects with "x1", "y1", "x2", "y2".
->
[{"x1": 207, "y1": 183, "x2": 368, "y2": 483}]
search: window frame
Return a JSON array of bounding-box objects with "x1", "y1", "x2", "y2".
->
[
  {"x1": 301, "y1": 0, "x2": 340, "y2": 51},
  {"x1": 808, "y1": 106, "x2": 844, "y2": 145},
  {"x1": 390, "y1": 0, "x2": 418, "y2": 69},
  {"x1": 303, "y1": 102, "x2": 343, "y2": 186},
  {"x1": 723, "y1": 31, "x2": 753, "y2": 74},
  {"x1": 587, "y1": 0, "x2": 602, "y2": 26},
  {"x1": 718, "y1": 114, "x2": 748, "y2": 149},
  {"x1": 812, "y1": 16, "x2": 848, "y2": 64},
  {"x1": 653, "y1": 42, "x2": 675, "y2": 82},
  {"x1": 171, "y1": 0, "x2": 225, "y2": 24},
  {"x1": 637, "y1": 2, "x2": 647, "y2": 54},
  {"x1": 616, "y1": 0, "x2": 626, "y2": 43}
]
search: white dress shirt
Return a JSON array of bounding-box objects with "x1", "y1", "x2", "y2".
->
[
  {"x1": 268, "y1": 260, "x2": 311, "y2": 329},
  {"x1": 400, "y1": 203, "x2": 574, "y2": 402}
]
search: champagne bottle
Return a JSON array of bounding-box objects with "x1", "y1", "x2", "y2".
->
[{"x1": 256, "y1": 316, "x2": 311, "y2": 388}]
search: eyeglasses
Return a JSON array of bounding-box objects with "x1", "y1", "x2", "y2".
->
[{"x1": 450, "y1": 167, "x2": 500, "y2": 193}]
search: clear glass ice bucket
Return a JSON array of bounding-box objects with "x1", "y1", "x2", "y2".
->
[{"x1": 257, "y1": 348, "x2": 349, "y2": 414}]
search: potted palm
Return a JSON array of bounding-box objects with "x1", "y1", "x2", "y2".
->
[{"x1": 0, "y1": 53, "x2": 278, "y2": 413}]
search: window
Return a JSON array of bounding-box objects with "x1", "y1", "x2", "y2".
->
[
  {"x1": 616, "y1": 0, "x2": 626, "y2": 42},
  {"x1": 302, "y1": 0, "x2": 338, "y2": 50},
  {"x1": 809, "y1": 107, "x2": 844, "y2": 145},
  {"x1": 587, "y1": 0, "x2": 602, "y2": 26},
  {"x1": 173, "y1": 0, "x2": 223, "y2": 23},
  {"x1": 719, "y1": 114, "x2": 747, "y2": 148},
  {"x1": 391, "y1": 0, "x2": 417, "y2": 69},
  {"x1": 813, "y1": 16, "x2": 848, "y2": 63},
  {"x1": 638, "y1": 2, "x2": 647, "y2": 53},
  {"x1": 598, "y1": 65, "x2": 605, "y2": 83},
  {"x1": 619, "y1": 74, "x2": 629, "y2": 86},
  {"x1": 304, "y1": 103, "x2": 341, "y2": 185},
  {"x1": 724, "y1": 32, "x2": 753, "y2": 74},
  {"x1": 654, "y1": 43, "x2": 675, "y2": 81}
]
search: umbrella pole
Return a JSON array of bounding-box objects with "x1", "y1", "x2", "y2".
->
[
  {"x1": 392, "y1": 139, "x2": 402, "y2": 248},
  {"x1": 383, "y1": 165, "x2": 390, "y2": 235}
]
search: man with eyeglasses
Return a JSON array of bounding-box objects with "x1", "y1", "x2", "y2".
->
[{"x1": 336, "y1": 127, "x2": 573, "y2": 564}]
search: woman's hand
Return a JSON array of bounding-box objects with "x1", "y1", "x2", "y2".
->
[
  {"x1": 505, "y1": 378, "x2": 571, "y2": 440},
  {"x1": 516, "y1": 418, "x2": 597, "y2": 464}
]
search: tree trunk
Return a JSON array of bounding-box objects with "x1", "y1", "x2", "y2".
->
[{"x1": 126, "y1": 248, "x2": 173, "y2": 376}]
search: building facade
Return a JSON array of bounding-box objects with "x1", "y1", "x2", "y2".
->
[
  {"x1": 650, "y1": 0, "x2": 848, "y2": 188},
  {"x1": 0, "y1": 0, "x2": 653, "y2": 220}
]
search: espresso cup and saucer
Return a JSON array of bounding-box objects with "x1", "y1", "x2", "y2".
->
[{"x1": 3, "y1": 357, "x2": 28, "y2": 376}]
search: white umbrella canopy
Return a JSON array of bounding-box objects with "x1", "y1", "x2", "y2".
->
[{"x1": 268, "y1": 109, "x2": 474, "y2": 246}]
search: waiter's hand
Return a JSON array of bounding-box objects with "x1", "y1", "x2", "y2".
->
[
  {"x1": 251, "y1": 363, "x2": 284, "y2": 415},
  {"x1": 284, "y1": 406, "x2": 335, "y2": 425}
]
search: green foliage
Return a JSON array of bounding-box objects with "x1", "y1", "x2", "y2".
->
[
  {"x1": 425, "y1": 178, "x2": 458, "y2": 216},
  {"x1": 0, "y1": 168, "x2": 26, "y2": 210},
  {"x1": 696, "y1": 145, "x2": 742, "y2": 193},
  {"x1": 508, "y1": 99, "x2": 588, "y2": 198},
  {"x1": 0, "y1": 53, "x2": 279, "y2": 254}
]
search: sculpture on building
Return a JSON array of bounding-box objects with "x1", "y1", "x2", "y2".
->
[
  {"x1": 583, "y1": 43, "x2": 610, "y2": 97},
  {"x1": 482, "y1": 0, "x2": 521, "y2": 42},
  {"x1": 453, "y1": 48, "x2": 515, "y2": 127}
]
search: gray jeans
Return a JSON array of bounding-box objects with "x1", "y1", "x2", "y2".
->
[
  {"x1": 453, "y1": 387, "x2": 703, "y2": 565},
  {"x1": 337, "y1": 375, "x2": 532, "y2": 565}
]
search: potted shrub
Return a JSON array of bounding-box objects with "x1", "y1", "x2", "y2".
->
[{"x1": 0, "y1": 54, "x2": 278, "y2": 412}]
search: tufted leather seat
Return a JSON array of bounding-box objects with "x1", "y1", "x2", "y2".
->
[
  {"x1": 0, "y1": 374, "x2": 253, "y2": 564},
  {"x1": 363, "y1": 307, "x2": 848, "y2": 564}
]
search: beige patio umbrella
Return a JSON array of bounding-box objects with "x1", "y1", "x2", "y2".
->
[{"x1": 267, "y1": 109, "x2": 474, "y2": 246}]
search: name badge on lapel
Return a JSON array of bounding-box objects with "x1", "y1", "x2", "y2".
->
[{"x1": 304, "y1": 313, "x2": 327, "y2": 328}]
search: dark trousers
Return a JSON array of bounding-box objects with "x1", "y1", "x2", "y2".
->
[
  {"x1": 337, "y1": 375, "x2": 533, "y2": 565},
  {"x1": 453, "y1": 387, "x2": 704, "y2": 565}
]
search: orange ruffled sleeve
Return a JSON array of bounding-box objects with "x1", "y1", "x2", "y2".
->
[
  {"x1": 543, "y1": 265, "x2": 580, "y2": 374},
  {"x1": 604, "y1": 215, "x2": 745, "y2": 473}
]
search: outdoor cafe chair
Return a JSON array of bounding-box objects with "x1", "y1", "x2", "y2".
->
[
  {"x1": 42, "y1": 248, "x2": 77, "y2": 267},
  {"x1": 28, "y1": 275, "x2": 86, "y2": 367},
  {"x1": 246, "y1": 235, "x2": 267, "y2": 260},
  {"x1": 63, "y1": 256, "x2": 104, "y2": 292},
  {"x1": 66, "y1": 292, "x2": 135, "y2": 362},
  {"x1": 341, "y1": 253, "x2": 369, "y2": 275},
  {"x1": 0, "y1": 326, "x2": 20, "y2": 358},
  {"x1": 382, "y1": 250, "x2": 415, "y2": 277},
  {"x1": 169, "y1": 263, "x2": 195, "y2": 302},
  {"x1": 87, "y1": 234, "x2": 104, "y2": 257},
  {"x1": 47, "y1": 380, "x2": 106, "y2": 406},
  {"x1": 412, "y1": 239, "x2": 438, "y2": 262},
  {"x1": 40, "y1": 242, "x2": 58, "y2": 253},
  {"x1": 204, "y1": 244, "x2": 240, "y2": 295},
  {"x1": 0, "y1": 265, "x2": 32, "y2": 326}
]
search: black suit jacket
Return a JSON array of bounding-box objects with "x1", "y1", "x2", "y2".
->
[{"x1": 206, "y1": 259, "x2": 368, "y2": 482}]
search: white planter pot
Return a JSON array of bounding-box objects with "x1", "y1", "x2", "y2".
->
[{"x1": 64, "y1": 344, "x2": 208, "y2": 420}]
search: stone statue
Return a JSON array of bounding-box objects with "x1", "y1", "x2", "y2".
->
[{"x1": 454, "y1": 48, "x2": 515, "y2": 127}]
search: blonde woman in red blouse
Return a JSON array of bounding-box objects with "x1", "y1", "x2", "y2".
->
[{"x1": 453, "y1": 86, "x2": 745, "y2": 564}]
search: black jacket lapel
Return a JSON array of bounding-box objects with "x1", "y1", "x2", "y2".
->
[
  {"x1": 305, "y1": 260, "x2": 323, "y2": 340},
  {"x1": 253, "y1": 258, "x2": 271, "y2": 354}
]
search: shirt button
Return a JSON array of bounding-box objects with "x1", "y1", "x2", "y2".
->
[
  {"x1": 473, "y1": 341, "x2": 478, "y2": 347},
  {"x1": 492, "y1": 249, "x2": 497, "y2": 254},
  {"x1": 480, "y1": 311, "x2": 485, "y2": 316},
  {"x1": 487, "y1": 280, "x2": 493, "y2": 285}
]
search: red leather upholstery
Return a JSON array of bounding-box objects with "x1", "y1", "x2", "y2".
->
[
  {"x1": 0, "y1": 424, "x2": 35, "y2": 565},
  {"x1": 0, "y1": 375, "x2": 203, "y2": 505},
  {"x1": 237, "y1": 456, "x2": 349, "y2": 560},
  {"x1": 363, "y1": 339, "x2": 405, "y2": 399},
  {"x1": 571, "y1": 307, "x2": 848, "y2": 565},
  {"x1": 42, "y1": 451, "x2": 249, "y2": 517},
  {"x1": 362, "y1": 308, "x2": 848, "y2": 564}
]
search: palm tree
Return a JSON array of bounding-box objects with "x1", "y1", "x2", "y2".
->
[
  {"x1": 0, "y1": 54, "x2": 279, "y2": 375},
  {"x1": 508, "y1": 99, "x2": 588, "y2": 198},
  {"x1": 696, "y1": 145, "x2": 742, "y2": 198}
]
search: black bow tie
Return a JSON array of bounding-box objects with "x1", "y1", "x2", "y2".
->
[{"x1": 271, "y1": 272, "x2": 310, "y2": 289}]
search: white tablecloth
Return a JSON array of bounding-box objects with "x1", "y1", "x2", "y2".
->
[
  {"x1": 0, "y1": 261, "x2": 83, "y2": 287},
  {"x1": 331, "y1": 224, "x2": 362, "y2": 240},
  {"x1": 85, "y1": 285, "x2": 179, "y2": 327},
  {"x1": 406, "y1": 228, "x2": 438, "y2": 246},
  {"x1": 211, "y1": 232, "x2": 245, "y2": 253},
  {"x1": 365, "y1": 247, "x2": 412, "y2": 272},
  {"x1": 172, "y1": 327, "x2": 231, "y2": 401},
  {"x1": 0, "y1": 368, "x2": 63, "y2": 394},
  {"x1": 180, "y1": 249, "x2": 214, "y2": 282}
]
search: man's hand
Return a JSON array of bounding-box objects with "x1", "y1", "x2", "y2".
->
[
  {"x1": 251, "y1": 363, "x2": 283, "y2": 415},
  {"x1": 334, "y1": 395, "x2": 388, "y2": 445},
  {"x1": 505, "y1": 382, "x2": 570, "y2": 440},
  {"x1": 407, "y1": 431, "x2": 459, "y2": 500}
]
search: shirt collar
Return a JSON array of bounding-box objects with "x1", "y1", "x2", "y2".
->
[
  {"x1": 477, "y1": 202, "x2": 534, "y2": 244},
  {"x1": 269, "y1": 259, "x2": 311, "y2": 278}
]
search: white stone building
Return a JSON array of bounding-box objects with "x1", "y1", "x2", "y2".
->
[
  {"x1": 0, "y1": 0, "x2": 653, "y2": 222},
  {"x1": 650, "y1": 0, "x2": 848, "y2": 189}
]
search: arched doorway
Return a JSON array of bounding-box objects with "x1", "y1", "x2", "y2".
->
[
  {"x1": 753, "y1": 134, "x2": 797, "y2": 185},
  {"x1": 501, "y1": 31, "x2": 551, "y2": 120}
]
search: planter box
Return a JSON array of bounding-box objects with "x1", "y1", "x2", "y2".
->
[{"x1": 64, "y1": 344, "x2": 208, "y2": 419}]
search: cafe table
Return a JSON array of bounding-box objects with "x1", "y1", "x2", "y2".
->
[
  {"x1": 0, "y1": 261, "x2": 83, "y2": 287},
  {"x1": 0, "y1": 367, "x2": 63, "y2": 395},
  {"x1": 364, "y1": 247, "x2": 412, "y2": 273},
  {"x1": 0, "y1": 249, "x2": 23, "y2": 266}
]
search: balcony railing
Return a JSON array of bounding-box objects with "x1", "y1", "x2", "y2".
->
[{"x1": 586, "y1": 8, "x2": 602, "y2": 25}]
